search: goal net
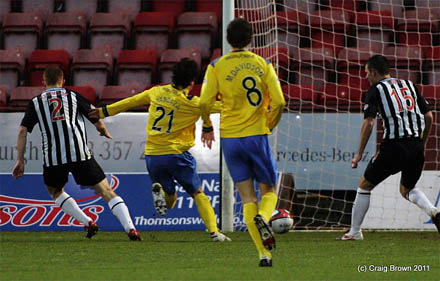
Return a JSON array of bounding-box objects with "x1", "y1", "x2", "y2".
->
[{"x1": 224, "y1": 0, "x2": 440, "y2": 231}]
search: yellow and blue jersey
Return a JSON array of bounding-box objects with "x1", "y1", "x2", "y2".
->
[
  {"x1": 99, "y1": 84, "x2": 221, "y2": 155},
  {"x1": 200, "y1": 50, "x2": 286, "y2": 138}
]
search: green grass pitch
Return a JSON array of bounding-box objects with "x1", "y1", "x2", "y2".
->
[{"x1": 0, "y1": 231, "x2": 438, "y2": 281}]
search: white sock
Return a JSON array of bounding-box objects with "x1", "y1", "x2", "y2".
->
[
  {"x1": 407, "y1": 189, "x2": 438, "y2": 217},
  {"x1": 108, "y1": 196, "x2": 135, "y2": 233},
  {"x1": 350, "y1": 187, "x2": 371, "y2": 234},
  {"x1": 55, "y1": 192, "x2": 91, "y2": 225}
]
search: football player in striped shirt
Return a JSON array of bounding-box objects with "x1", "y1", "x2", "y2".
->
[
  {"x1": 337, "y1": 55, "x2": 439, "y2": 240},
  {"x1": 89, "y1": 59, "x2": 231, "y2": 242},
  {"x1": 199, "y1": 18, "x2": 286, "y2": 266}
]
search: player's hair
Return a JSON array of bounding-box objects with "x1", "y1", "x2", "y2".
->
[
  {"x1": 172, "y1": 58, "x2": 198, "y2": 89},
  {"x1": 227, "y1": 18, "x2": 253, "y2": 49},
  {"x1": 44, "y1": 66, "x2": 64, "y2": 86},
  {"x1": 366, "y1": 55, "x2": 390, "y2": 76}
]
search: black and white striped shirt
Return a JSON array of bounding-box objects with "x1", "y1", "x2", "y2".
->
[
  {"x1": 21, "y1": 88, "x2": 99, "y2": 167},
  {"x1": 364, "y1": 78, "x2": 430, "y2": 140}
]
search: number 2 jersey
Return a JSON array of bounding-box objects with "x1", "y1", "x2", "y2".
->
[
  {"x1": 99, "y1": 84, "x2": 221, "y2": 155},
  {"x1": 363, "y1": 78, "x2": 430, "y2": 140},
  {"x1": 200, "y1": 50, "x2": 286, "y2": 138},
  {"x1": 20, "y1": 88, "x2": 98, "y2": 167}
]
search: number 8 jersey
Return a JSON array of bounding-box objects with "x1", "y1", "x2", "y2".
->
[{"x1": 200, "y1": 50, "x2": 286, "y2": 138}]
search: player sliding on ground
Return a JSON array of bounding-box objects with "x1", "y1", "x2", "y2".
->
[
  {"x1": 12, "y1": 66, "x2": 141, "y2": 241},
  {"x1": 337, "y1": 55, "x2": 440, "y2": 240},
  {"x1": 89, "y1": 58, "x2": 231, "y2": 242},
  {"x1": 200, "y1": 18, "x2": 286, "y2": 267}
]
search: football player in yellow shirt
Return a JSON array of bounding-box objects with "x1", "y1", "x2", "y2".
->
[
  {"x1": 200, "y1": 18, "x2": 286, "y2": 266},
  {"x1": 89, "y1": 58, "x2": 230, "y2": 242}
]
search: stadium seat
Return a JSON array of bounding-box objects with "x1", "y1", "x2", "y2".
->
[
  {"x1": 282, "y1": 0, "x2": 316, "y2": 14},
  {"x1": 89, "y1": 13, "x2": 131, "y2": 59},
  {"x1": 176, "y1": 12, "x2": 218, "y2": 60},
  {"x1": 337, "y1": 47, "x2": 374, "y2": 91},
  {"x1": 108, "y1": 0, "x2": 141, "y2": 21},
  {"x1": 0, "y1": 49, "x2": 25, "y2": 92},
  {"x1": 194, "y1": 0, "x2": 222, "y2": 22},
  {"x1": 354, "y1": 10, "x2": 394, "y2": 53},
  {"x1": 396, "y1": 10, "x2": 439, "y2": 53},
  {"x1": 45, "y1": 12, "x2": 87, "y2": 57},
  {"x1": 64, "y1": 86, "x2": 97, "y2": 105},
  {"x1": 159, "y1": 48, "x2": 201, "y2": 84},
  {"x1": 425, "y1": 46, "x2": 440, "y2": 85},
  {"x1": 27, "y1": 49, "x2": 70, "y2": 87},
  {"x1": 418, "y1": 85, "x2": 440, "y2": 111},
  {"x1": 133, "y1": 12, "x2": 174, "y2": 58},
  {"x1": 9, "y1": 86, "x2": 45, "y2": 110},
  {"x1": 210, "y1": 48, "x2": 221, "y2": 62},
  {"x1": 282, "y1": 84, "x2": 319, "y2": 112},
  {"x1": 369, "y1": 0, "x2": 404, "y2": 19},
  {"x1": 253, "y1": 47, "x2": 289, "y2": 84},
  {"x1": 64, "y1": 0, "x2": 98, "y2": 20},
  {"x1": 321, "y1": 83, "x2": 363, "y2": 112},
  {"x1": 309, "y1": 10, "x2": 350, "y2": 55},
  {"x1": 116, "y1": 49, "x2": 157, "y2": 90},
  {"x1": 276, "y1": 11, "x2": 307, "y2": 58},
  {"x1": 2, "y1": 13, "x2": 43, "y2": 58},
  {"x1": 188, "y1": 84, "x2": 202, "y2": 97},
  {"x1": 150, "y1": 0, "x2": 186, "y2": 18},
  {"x1": 291, "y1": 48, "x2": 334, "y2": 91},
  {"x1": 384, "y1": 46, "x2": 423, "y2": 83},
  {"x1": 99, "y1": 85, "x2": 146, "y2": 111},
  {"x1": 0, "y1": 0, "x2": 10, "y2": 25},
  {"x1": 0, "y1": 85, "x2": 10, "y2": 111},
  {"x1": 22, "y1": 0, "x2": 54, "y2": 20},
  {"x1": 71, "y1": 49, "x2": 114, "y2": 96}
]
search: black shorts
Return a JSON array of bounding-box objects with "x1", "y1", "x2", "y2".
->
[
  {"x1": 43, "y1": 157, "x2": 106, "y2": 189},
  {"x1": 364, "y1": 138, "x2": 425, "y2": 190}
]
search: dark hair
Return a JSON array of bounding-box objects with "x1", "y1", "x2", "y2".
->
[
  {"x1": 44, "y1": 66, "x2": 64, "y2": 86},
  {"x1": 366, "y1": 55, "x2": 390, "y2": 76},
  {"x1": 227, "y1": 18, "x2": 253, "y2": 49},
  {"x1": 172, "y1": 58, "x2": 198, "y2": 89}
]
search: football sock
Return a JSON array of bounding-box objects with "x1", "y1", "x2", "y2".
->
[
  {"x1": 350, "y1": 187, "x2": 371, "y2": 234},
  {"x1": 243, "y1": 203, "x2": 272, "y2": 259},
  {"x1": 194, "y1": 192, "x2": 218, "y2": 233},
  {"x1": 55, "y1": 192, "x2": 91, "y2": 225},
  {"x1": 407, "y1": 189, "x2": 438, "y2": 217},
  {"x1": 258, "y1": 191, "x2": 278, "y2": 222},
  {"x1": 165, "y1": 192, "x2": 177, "y2": 209},
  {"x1": 108, "y1": 196, "x2": 135, "y2": 233}
]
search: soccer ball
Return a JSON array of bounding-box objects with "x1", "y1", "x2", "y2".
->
[{"x1": 269, "y1": 209, "x2": 294, "y2": 234}]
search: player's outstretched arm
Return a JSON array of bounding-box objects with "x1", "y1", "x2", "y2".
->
[
  {"x1": 12, "y1": 126, "x2": 28, "y2": 179},
  {"x1": 352, "y1": 117, "x2": 374, "y2": 168},
  {"x1": 94, "y1": 120, "x2": 112, "y2": 139}
]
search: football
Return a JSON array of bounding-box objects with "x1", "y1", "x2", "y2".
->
[{"x1": 269, "y1": 209, "x2": 294, "y2": 234}]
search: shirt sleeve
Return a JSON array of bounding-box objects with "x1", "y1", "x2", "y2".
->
[
  {"x1": 100, "y1": 89, "x2": 152, "y2": 118},
  {"x1": 75, "y1": 91, "x2": 99, "y2": 123},
  {"x1": 265, "y1": 63, "x2": 286, "y2": 130},
  {"x1": 413, "y1": 84, "x2": 430, "y2": 114},
  {"x1": 363, "y1": 86, "x2": 379, "y2": 119},
  {"x1": 20, "y1": 100, "x2": 38, "y2": 133},
  {"x1": 199, "y1": 64, "x2": 219, "y2": 128}
]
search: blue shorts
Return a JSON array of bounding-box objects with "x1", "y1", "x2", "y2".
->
[
  {"x1": 145, "y1": 151, "x2": 201, "y2": 195},
  {"x1": 221, "y1": 135, "x2": 277, "y2": 186}
]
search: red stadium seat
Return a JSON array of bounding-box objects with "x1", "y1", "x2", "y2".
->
[
  {"x1": 309, "y1": 10, "x2": 350, "y2": 55},
  {"x1": 2, "y1": 13, "x2": 43, "y2": 58},
  {"x1": 418, "y1": 85, "x2": 440, "y2": 110},
  {"x1": 64, "y1": 0, "x2": 98, "y2": 20},
  {"x1": 71, "y1": 49, "x2": 114, "y2": 96},
  {"x1": 65, "y1": 86, "x2": 97, "y2": 105},
  {"x1": 195, "y1": 0, "x2": 222, "y2": 22},
  {"x1": 282, "y1": 0, "x2": 316, "y2": 14},
  {"x1": 369, "y1": 0, "x2": 403, "y2": 19},
  {"x1": 89, "y1": 13, "x2": 131, "y2": 59},
  {"x1": 0, "y1": 49, "x2": 25, "y2": 92},
  {"x1": 45, "y1": 12, "x2": 87, "y2": 57},
  {"x1": 108, "y1": 0, "x2": 141, "y2": 21},
  {"x1": 27, "y1": 49, "x2": 70, "y2": 87},
  {"x1": 384, "y1": 46, "x2": 423, "y2": 83},
  {"x1": 321, "y1": 83, "x2": 363, "y2": 112},
  {"x1": 425, "y1": 47, "x2": 440, "y2": 85},
  {"x1": 276, "y1": 11, "x2": 307, "y2": 58},
  {"x1": 0, "y1": 85, "x2": 10, "y2": 111},
  {"x1": 176, "y1": 12, "x2": 218, "y2": 60},
  {"x1": 292, "y1": 48, "x2": 334, "y2": 91},
  {"x1": 355, "y1": 10, "x2": 394, "y2": 53},
  {"x1": 159, "y1": 48, "x2": 201, "y2": 84},
  {"x1": 282, "y1": 84, "x2": 319, "y2": 112},
  {"x1": 253, "y1": 47, "x2": 289, "y2": 84},
  {"x1": 0, "y1": 0, "x2": 10, "y2": 24},
  {"x1": 337, "y1": 47, "x2": 374, "y2": 91},
  {"x1": 9, "y1": 86, "x2": 45, "y2": 110},
  {"x1": 150, "y1": 0, "x2": 186, "y2": 18},
  {"x1": 133, "y1": 12, "x2": 174, "y2": 58},
  {"x1": 22, "y1": 0, "x2": 54, "y2": 20},
  {"x1": 116, "y1": 49, "x2": 157, "y2": 90},
  {"x1": 210, "y1": 48, "x2": 221, "y2": 62},
  {"x1": 188, "y1": 84, "x2": 202, "y2": 97},
  {"x1": 99, "y1": 85, "x2": 146, "y2": 111}
]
